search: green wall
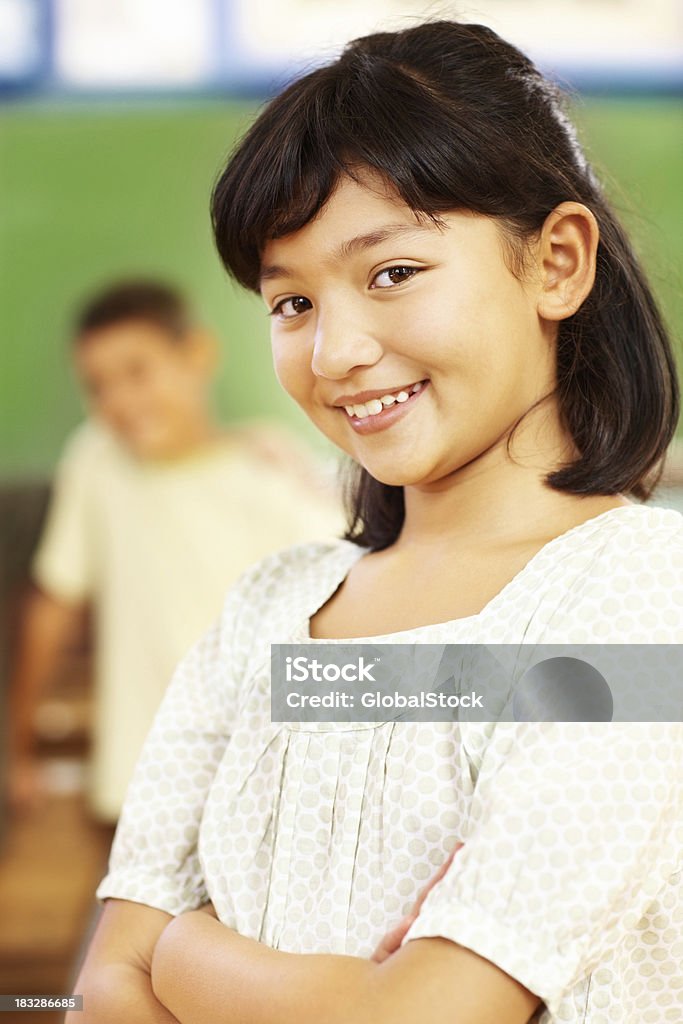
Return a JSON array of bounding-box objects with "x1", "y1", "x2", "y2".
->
[
  {"x1": 573, "y1": 98, "x2": 683, "y2": 348},
  {"x1": 0, "y1": 96, "x2": 681, "y2": 477}
]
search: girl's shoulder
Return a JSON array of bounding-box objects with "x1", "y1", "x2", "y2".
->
[
  {"x1": 589, "y1": 502, "x2": 683, "y2": 561},
  {"x1": 540, "y1": 503, "x2": 683, "y2": 643},
  {"x1": 548, "y1": 503, "x2": 683, "y2": 575},
  {"x1": 229, "y1": 536, "x2": 363, "y2": 593},
  {"x1": 217, "y1": 536, "x2": 364, "y2": 635}
]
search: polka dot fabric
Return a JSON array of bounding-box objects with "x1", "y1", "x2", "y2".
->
[{"x1": 97, "y1": 505, "x2": 683, "y2": 1022}]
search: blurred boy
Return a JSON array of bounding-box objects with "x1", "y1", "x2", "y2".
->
[{"x1": 7, "y1": 280, "x2": 343, "y2": 822}]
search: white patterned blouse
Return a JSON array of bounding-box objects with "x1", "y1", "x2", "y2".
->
[{"x1": 98, "y1": 504, "x2": 683, "y2": 1023}]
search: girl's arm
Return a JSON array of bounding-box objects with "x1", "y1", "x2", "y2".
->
[
  {"x1": 150, "y1": 912, "x2": 540, "y2": 1024},
  {"x1": 66, "y1": 900, "x2": 180, "y2": 1024}
]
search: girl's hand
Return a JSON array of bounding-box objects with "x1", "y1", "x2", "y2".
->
[{"x1": 370, "y1": 842, "x2": 464, "y2": 964}]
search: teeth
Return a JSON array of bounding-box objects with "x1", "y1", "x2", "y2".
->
[{"x1": 344, "y1": 381, "x2": 426, "y2": 419}]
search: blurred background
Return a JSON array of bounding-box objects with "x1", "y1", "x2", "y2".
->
[{"x1": 0, "y1": 0, "x2": 681, "y2": 1018}]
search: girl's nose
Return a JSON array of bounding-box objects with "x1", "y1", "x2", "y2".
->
[{"x1": 311, "y1": 310, "x2": 384, "y2": 380}]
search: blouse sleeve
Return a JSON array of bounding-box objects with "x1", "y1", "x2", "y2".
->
[
  {"x1": 95, "y1": 580, "x2": 246, "y2": 915},
  {"x1": 400, "y1": 514, "x2": 683, "y2": 1015},
  {"x1": 400, "y1": 720, "x2": 683, "y2": 1015},
  {"x1": 95, "y1": 539, "x2": 345, "y2": 916}
]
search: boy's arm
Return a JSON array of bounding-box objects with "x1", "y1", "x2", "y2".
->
[
  {"x1": 66, "y1": 899, "x2": 180, "y2": 1024},
  {"x1": 150, "y1": 912, "x2": 540, "y2": 1024},
  {"x1": 7, "y1": 586, "x2": 87, "y2": 809}
]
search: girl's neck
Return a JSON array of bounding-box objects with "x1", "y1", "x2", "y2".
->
[{"x1": 395, "y1": 423, "x2": 631, "y2": 554}]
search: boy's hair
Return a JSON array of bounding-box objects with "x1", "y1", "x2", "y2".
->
[
  {"x1": 74, "y1": 280, "x2": 191, "y2": 341},
  {"x1": 211, "y1": 20, "x2": 679, "y2": 550}
]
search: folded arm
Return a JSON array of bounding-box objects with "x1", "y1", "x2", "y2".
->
[
  {"x1": 67, "y1": 899, "x2": 180, "y2": 1024},
  {"x1": 151, "y1": 911, "x2": 540, "y2": 1024}
]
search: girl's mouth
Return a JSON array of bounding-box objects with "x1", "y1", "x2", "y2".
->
[{"x1": 341, "y1": 380, "x2": 429, "y2": 435}]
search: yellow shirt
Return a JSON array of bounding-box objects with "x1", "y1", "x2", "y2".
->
[{"x1": 32, "y1": 418, "x2": 344, "y2": 821}]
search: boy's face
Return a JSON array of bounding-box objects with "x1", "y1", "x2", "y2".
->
[{"x1": 74, "y1": 319, "x2": 213, "y2": 459}]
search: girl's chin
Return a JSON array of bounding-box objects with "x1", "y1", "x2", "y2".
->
[
  {"x1": 356, "y1": 462, "x2": 440, "y2": 488},
  {"x1": 323, "y1": 429, "x2": 446, "y2": 486},
  {"x1": 354, "y1": 449, "x2": 468, "y2": 488}
]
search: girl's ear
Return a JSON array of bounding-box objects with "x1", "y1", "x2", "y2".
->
[{"x1": 536, "y1": 201, "x2": 599, "y2": 321}]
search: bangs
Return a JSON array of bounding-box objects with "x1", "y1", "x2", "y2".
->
[
  {"x1": 210, "y1": 18, "x2": 679, "y2": 523},
  {"x1": 210, "y1": 54, "x2": 502, "y2": 293}
]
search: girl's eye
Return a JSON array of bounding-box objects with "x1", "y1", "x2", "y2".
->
[
  {"x1": 371, "y1": 266, "x2": 420, "y2": 289},
  {"x1": 269, "y1": 295, "x2": 312, "y2": 319}
]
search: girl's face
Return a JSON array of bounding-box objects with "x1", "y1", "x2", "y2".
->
[{"x1": 260, "y1": 171, "x2": 559, "y2": 488}]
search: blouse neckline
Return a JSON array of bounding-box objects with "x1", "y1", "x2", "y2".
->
[{"x1": 299, "y1": 504, "x2": 677, "y2": 643}]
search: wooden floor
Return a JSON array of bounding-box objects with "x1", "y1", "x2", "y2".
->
[{"x1": 0, "y1": 792, "x2": 113, "y2": 1024}]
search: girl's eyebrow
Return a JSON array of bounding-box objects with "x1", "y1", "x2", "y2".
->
[{"x1": 259, "y1": 222, "x2": 433, "y2": 288}]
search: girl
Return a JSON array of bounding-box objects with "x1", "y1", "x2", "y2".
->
[{"x1": 71, "y1": 20, "x2": 683, "y2": 1024}]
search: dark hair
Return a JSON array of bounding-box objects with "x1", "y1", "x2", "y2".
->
[
  {"x1": 74, "y1": 279, "x2": 191, "y2": 341},
  {"x1": 211, "y1": 19, "x2": 679, "y2": 550}
]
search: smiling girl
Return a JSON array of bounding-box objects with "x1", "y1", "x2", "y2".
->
[{"x1": 71, "y1": 19, "x2": 683, "y2": 1024}]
